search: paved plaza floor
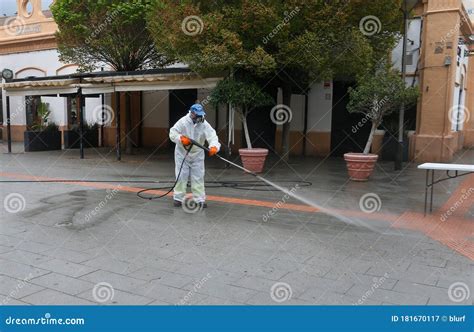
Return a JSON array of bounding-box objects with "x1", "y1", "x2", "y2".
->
[{"x1": 0, "y1": 143, "x2": 472, "y2": 305}]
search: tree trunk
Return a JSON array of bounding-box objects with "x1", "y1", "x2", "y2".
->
[
  {"x1": 363, "y1": 120, "x2": 378, "y2": 154},
  {"x1": 125, "y1": 92, "x2": 133, "y2": 154},
  {"x1": 281, "y1": 86, "x2": 292, "y2": 161},
  {"x1": 241, "y1": 109, "x2": 252, "y2": 149}
]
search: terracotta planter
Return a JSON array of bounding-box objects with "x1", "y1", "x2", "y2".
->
[
  {"x1": 343, "y1": 153, "x2": 378, "y2": 181},
  {"x1": 239, "y1": 148, "x2": 269, "y2": 173}
]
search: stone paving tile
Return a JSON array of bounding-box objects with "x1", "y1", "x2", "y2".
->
[
  {"x1": 219, "y1": 257, "x2": 292, "y2": 281},
  {"x1": 436, "y1": 275, "x2": 474, "y2": 289},
  {"x1": 0, "y1": 294, "x2": 30, "y2": 305},
  {"x1": 33, "y1": 259, "x2": 98, "y2": 278},
  {"x1": 148, "y1": 299, "x2": 174, "y2": 305},
  {"x1": 0, "y1": 275, "x2": 44, "y2": 300},
  {"x1": 196, "y1": 296, "x2": 244, "y2": 305},
  {"x1": 445, "y1": 259, "x2": 474, "y2": 271},
  {"x1": 29, "y1": 272, "x2": 95, "y2": 296},
  {"x1": 346, "y1": 285, "x2": 429, "y2": 305},
  {"x1": 127, "y1": 266, "x2": 169, "y2": 281},
  {"x1": 323, "y1": 260, "x2": 378, "y2": 280},
  {"x1": 298, "y1": 288, "x2": 381, "y2": 305},
  {"x1": 181, "y1": 280, "x2": 260, "y2": 304},
  {"x1": 82, "y1": 255, "x2": 139, "y2": 275},
  {"x1": 0, "y1": 249, "x2": 53, "y2": 266},
  {"x1": 150, "y1": 272, "x2": 195, "y2": 289},
  {"x1": 77, "y1": 288, "x2": 155, "y2": 305},
  {"x1": 281, "y1": 271, "x2": 354, "y2": 295},
  {"x1": 132, "y1": 282, "x2": 207, "y2": 304},
  {"x1": 174, "y1": 262, "x2": 217, "y2": 277},
  {"x1": 246, "y1": 291, "x2": 313, "y2": 305},
  {"x1": 14, "y1": 240, "x2": 56, "y2": 254},
  {"x1": 79, "y1": 270, "x2": 148, "y2": 293},
  {"x1": 42, "y1": 247, "x2": 98, "y2": 264},
  {"x1": 392, "y1": 280, "x2": 457, "y2": 302},
  {"x1": 0, "y1": 224, "x2": 27, "y2": 236},
  {"x1": 0, "y1": 244, "x2": 14, "y2": 254},
  {"x1": 20, "y1": 289, "x2": 95, "y2": 305},
  {"x1": 230, "y1": 275, "x2": 283, "y2": 293},
  {"x1": 0, "y1": 258, "x2": 50, "y2": 279},
  {"x1": 427, "y1": 296, "x2": 472, "y2": 305},
  {"x1": 0, "y1": 234, "x2": 24, "y2": 248}
]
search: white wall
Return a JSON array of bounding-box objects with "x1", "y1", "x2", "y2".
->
[
  {"x1": 452, "y1": 42, "x2": 469, "y2": 131},
  {"x1": 392, "y1": 18, "x2": 422, "y2": 76},
  {"x1": 1, "y1": 48, "x2": 101, "y2": 127},
  {"x1": 307, "y1": 82, "x2": 333, "y2": 133}
]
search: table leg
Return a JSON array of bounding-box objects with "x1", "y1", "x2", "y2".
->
[
  {"x1": 424, "y1": 169, "x2": 429, "y2": 216},
  {"x1": 430, "y1": 169, "x2": 435, "y2": 213}
]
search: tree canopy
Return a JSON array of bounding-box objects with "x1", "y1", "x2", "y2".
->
[
  {"x1": 148, "y1": 0, "x2": 404, "y2": 157},
  {"x1": 51, "y1": 0, "x2": 170, "y2": 72}
]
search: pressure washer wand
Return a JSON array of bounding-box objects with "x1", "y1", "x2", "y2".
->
[{"x1": 189, "y1": 139, "x2": 257, "y2": 176}]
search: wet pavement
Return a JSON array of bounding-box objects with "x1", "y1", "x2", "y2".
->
[{"x1": 0, "y1": 142, "x2": 472, "y2": 305}]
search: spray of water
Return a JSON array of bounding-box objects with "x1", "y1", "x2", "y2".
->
[
  {"x1": 191, "y1": 139, "x2": 389, "y2": 233},
  {"x1": 255, "y1": 175, "x2": 384, "y2": 233}
]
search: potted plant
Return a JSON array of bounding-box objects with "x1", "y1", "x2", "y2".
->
[
  {"x1": 63, "y1": 122, "x2": 99, "y2": 149},
  {"x1": 210, "y1": 77, "x2": 274, "y2": 173},
  {"x1": 24, "y1": 102, "x2": 62, "y2": 152},
  {"x1": 344, "y1": 66, "x2": 419, "y2": 181}
]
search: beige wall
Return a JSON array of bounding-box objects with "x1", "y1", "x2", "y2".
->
[{"x1": 413, "y1": 0, "x2": 474, "y2": 162}]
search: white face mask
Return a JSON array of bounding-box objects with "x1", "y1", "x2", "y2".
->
[{"x1": 190, "y1": 112, "x2": 205, "y2": 124}]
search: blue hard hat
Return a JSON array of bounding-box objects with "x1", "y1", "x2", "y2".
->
[{"x1": 190, "y1": 103, "x2": 206, "y2": 116}]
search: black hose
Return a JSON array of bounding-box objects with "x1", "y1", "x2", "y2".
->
[{"x1": 136, "y1": 148, "x2": 190, "y2": 200}]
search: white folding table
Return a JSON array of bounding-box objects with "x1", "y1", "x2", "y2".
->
[{"x1": 418, "y1": 163, "x2": 474, "y2": 215}]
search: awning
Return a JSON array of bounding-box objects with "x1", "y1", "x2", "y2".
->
[{"x1": 1, "y1": 69, "x2": 222, "y2": 96}]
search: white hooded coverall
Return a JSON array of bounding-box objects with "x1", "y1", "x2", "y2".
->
[{"x1": 169, "y1": 114, "x2": 221, "y2": 203}]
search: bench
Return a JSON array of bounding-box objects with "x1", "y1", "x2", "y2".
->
[{"x1": 418, "y1": 163, "x2": 474, "y2": 216}]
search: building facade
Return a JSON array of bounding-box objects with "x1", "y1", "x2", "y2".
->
[{"x1": 1, "y1": 0, "x2": 473, "y2": 162}]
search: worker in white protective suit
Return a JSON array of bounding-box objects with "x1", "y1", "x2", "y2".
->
[{"x1": 169, "y1": 103, "x2": 221, "y2": 208}]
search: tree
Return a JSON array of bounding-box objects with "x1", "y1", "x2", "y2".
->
[
  {"x1": 51, "y1": 0, "x2": 171, "y2": 154},
  {"x1": 210, "y1": 77, "x2": 274, "y2": 149},
  {"x1": 148, "y1": 0, "x2": 402, "y2": 159},
  {"x1": 51, "y1": 0, "x2": 169, "y2": 72},
  {"x1": 346, "y1": 65, "x2": 419, "y2": 154}
]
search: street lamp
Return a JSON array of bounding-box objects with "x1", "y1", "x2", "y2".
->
[{"x1": 395, "y1": 0, "x2": 420, "y2": 170}]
